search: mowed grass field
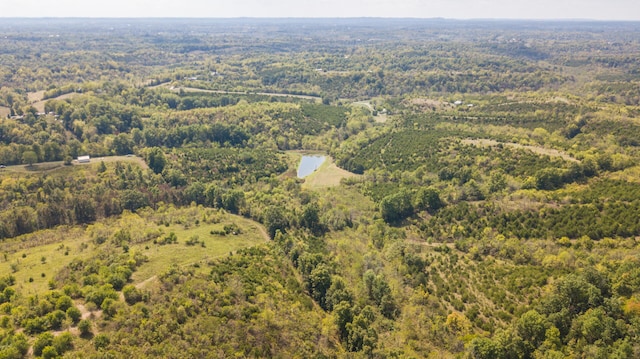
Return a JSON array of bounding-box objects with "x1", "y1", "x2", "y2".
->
[
  {"x1": 0, "y1": 209, "x2": 269, "y2": 296},
  {"x1": 130, "y1": 215, "x2": 269, "y2": 284},
  {"x1": 285, "y1": 151, "x2": 360, "y2": 189},
  {"x1": 302, "y1": 156, "x2": 359, "y2": 189},
  {"x1": 28, "y1": 90, "x2": 80, "y2": 113},
  {"x1": 0, "y1": 157, "x2": 267, "y2": 297},
  {"x1": 0, "y1": 227, "x2": 93, "y2": 295},
  {"x1": 0, "y1": 155, "x2": 148, "y2": 174}
]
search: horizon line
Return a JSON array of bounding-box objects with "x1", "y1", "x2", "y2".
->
[{"x1": 1, "y1": 16, "x2": 639, "y2": 22}]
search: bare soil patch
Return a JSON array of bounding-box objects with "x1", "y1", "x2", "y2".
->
[
  {"x1": 75, "y1": 301, "x2": 102, "y2": 321},
  {"x1": 407, "y1": 97, "x2": 450, "y2": 111},
  {"x1": 87, "y1": 155, "x2": 149, "y2": 170}
]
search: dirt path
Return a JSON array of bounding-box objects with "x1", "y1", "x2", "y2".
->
[
  {"x1": 231, "y1": 214, "x2": 270, "y2": 241},
  {"x1": 75, "y1": 301, "x2": 102, "y2": 321},
  {"x1": 136, "y1": 275, "x2": 158, "y2": 289},
  {"x1": 254, "y1": 223, "x2": 270, "y2": 241},
  {"x1": 352, "y1": 101, "x2": 373, "y2": 111}
]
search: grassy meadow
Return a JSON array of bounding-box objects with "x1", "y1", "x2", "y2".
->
[{"x1": 0, "y1": 200, "x2": 268, "y2": 294}]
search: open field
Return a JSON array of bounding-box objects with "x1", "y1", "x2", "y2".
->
[
  {"x1": 302, "y1": 156, "x2": 360, "y2": 189},
  {"x1": 0, "y1": 106, "x2": 10, "y2": 118},
  {"x1": 351, "y1": 100, "x2": 388, "y2": 123},
  {"x1": 32, "y1": 92, "x2": 80, "y2": 112},
  {"x1": 462, "y1": 138, "x2": 579, "y2": 162},
  {"x1": 84, "y1": 155, "x2": 149, "y2": 170},
  {"x1": 0, "y1": 228, "x2": 91, "y2": 294},
  {"x1": 0, "y1": 210, "x2": 268, "y2": 294},
  {"x1": 130, "y1": 214, "x2": 269, "y2": 283},
  {"x1": 285, "y1": 150, "x2": 360, "y2": 188},
  {"x1": 158, "y1": 84, "x2": 323, "y2": 103},
  {"x1": 0, "y1": 155, "x2": 148, "y2": 173},
  {"x1": 27, "y1": 90, "x2": 46, "y2": 103}
]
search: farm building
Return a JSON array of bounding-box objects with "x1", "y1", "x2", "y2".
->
[{"x1": 77, "y1": 155, "x2": 90, "y2": 163}]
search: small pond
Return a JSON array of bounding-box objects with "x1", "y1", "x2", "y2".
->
[{"x1": 297, "y1": 155, "x2": 326, "y2": 178}]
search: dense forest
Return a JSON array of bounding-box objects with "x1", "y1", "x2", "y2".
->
[{"x1": 1, "y1": 18, "x2": 640, "y2": 358}]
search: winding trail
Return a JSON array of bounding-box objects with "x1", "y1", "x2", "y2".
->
[{"x1": 136, "y1": 275, "x2": 158, "y2": 289}]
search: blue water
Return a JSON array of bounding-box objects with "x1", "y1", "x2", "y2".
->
[{"x1": 297, "y1": 155, "x2": 326, "y2": 178}]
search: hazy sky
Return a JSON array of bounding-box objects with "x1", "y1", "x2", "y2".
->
[{"x1": 2, "y1": 0, "x2": 639, "y2": 20}]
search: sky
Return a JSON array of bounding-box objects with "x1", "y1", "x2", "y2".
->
[{"x1": 1, "y1": 0, "x2": 639, "y2": 21}]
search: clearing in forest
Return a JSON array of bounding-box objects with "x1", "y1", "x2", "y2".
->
[
  {"x1": 302, "y1": 156, "x2": 360, "y2": 189},
  {"x1": 462, "y1": 138, "x2": 579, "y2": 163},
  {"x1": 351, "y1": 100, "x2": 388, "y2": 123},
  {"x1": 27, "y1": 90, "x2": 46, "y2": 103},
  {"x1": 130, "y1": 214, "x2": 270, "y2": 283},
  {"x1": 32, "y1": 93, "x2": 80, "y2": 113},
  {"x1": 0, "y1": 211, "x2": 268, "y2": 294},
  {"x1": 0, "y1": 227, "x2": 92, "y2": 294},
  {"x1": 1, "y1": 155, "x2": 148, "y2": 174}
]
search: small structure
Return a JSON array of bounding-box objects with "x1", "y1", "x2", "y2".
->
[{"x1": 77, "y1": 155, "x2": 90, "y2": 163}]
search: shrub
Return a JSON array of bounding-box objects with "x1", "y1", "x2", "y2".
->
[
  {"x1": 66, "y1": 306, "x2": 82, "y2": 324},
  {"x1": 185, "y1": 235, "x2": 200, "y2": 246},
  {"x1": 33, "y1": 332, "x2": 54, "y2": 356},
  {"x1": 46, "y1": 310, "x2": 66, "y2": 330},
  {"x1": 78, "y1": 319, "x2": 92, "y2": 336},
  {"x1": 53, "y1": 331, "x2": 74, "y2": 354},
  {"x1": 122, "y1": 285, "x2": 144, "y2": 305},
  {"x1": 94, "y1": 334, "x2": 110, "y2": 350},
  {"x1": 55, "y1": 295, "x2": 73, "y2": 311},
  {"x1": 41, "y1": 346, "x2": 58, "y2": 359}
]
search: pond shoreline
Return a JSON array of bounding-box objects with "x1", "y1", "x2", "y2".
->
[{"x1": 297, "y1": 155, "x2": 326, "y2": 178}]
